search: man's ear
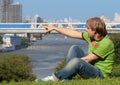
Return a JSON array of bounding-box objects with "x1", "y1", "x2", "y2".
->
[{"x1": 94, "y1": 31, "x2": 97, "y2": 34}]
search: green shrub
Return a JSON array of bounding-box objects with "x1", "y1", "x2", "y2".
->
[
  {"x1": 0, "y1": 36, "x2": 3, "y2": 44},
  {"x1": 54, "y1": 56, "x2": 66, "y2": 72},
  {"x1": 21, "y1": 37, "x2": 28, "y2": 46},
  {"x1": 109, "y1": 33, "x2": 120, "y2": 65},
  {"x1": 0, "y1": 53, "x2": 36, "y2": 82},
  {"x1": 111, "y1": 65, "x2": 120, "y2": 77},
  {"x1": 109, "y1": 33, "x2": 120, "y2": 77},
  {"x1": 54, "y1": 56, "x2": 82, "y2": 79}
]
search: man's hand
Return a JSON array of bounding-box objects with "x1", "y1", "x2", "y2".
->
[
  {"x1": 42, "y1": 26, "x2": 55, "y2": 34},
  {"x1": 81, "y1": 53, "x2": 99, "y2": 63}
]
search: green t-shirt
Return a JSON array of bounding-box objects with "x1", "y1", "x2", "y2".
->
[{"x1": 82, "y1": 31, "x2": 115, "y2": 78}]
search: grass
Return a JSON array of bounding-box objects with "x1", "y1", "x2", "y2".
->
[
  {"x1": 1, "y1": 54, "x2": 120, "y2": 85},
  {"x1": 0, "y1": 77, "x2": 120, "y2": 85},
  {"x1": 0, "y1": 65, "x2": 120, "y2": 85},
  {"x1": 0, "y1": 60, "x2": 120, "y2": 85}
]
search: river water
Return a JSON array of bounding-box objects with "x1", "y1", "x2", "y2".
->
[{"x1": 11, "y1": 34, "x2": 88, "y2": 79}]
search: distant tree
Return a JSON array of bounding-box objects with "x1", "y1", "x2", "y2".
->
[
  {"x1": 0, "y1": 36, "x2": 3, "y2": 44},
  {"x1": 21, "y1": 37, "x2": 28, "y2": 46}
]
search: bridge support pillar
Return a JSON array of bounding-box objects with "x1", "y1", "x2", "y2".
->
[
  {"x1": 26, "y1": 33, "x2": 31, "y2": 43},
  {"x1": 39, "y1": 34, "x2": 42, "y2": 40}
]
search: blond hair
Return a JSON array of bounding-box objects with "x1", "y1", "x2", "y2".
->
[{"x1": 86, "y1": 17, "x2": 107, "y2": 37}]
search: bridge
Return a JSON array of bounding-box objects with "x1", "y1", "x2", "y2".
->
[
  {"x1": 1, "y1": 28, "x2": 120, "y2": 34},
  {"x1": 0, "y1": 23, "x2": 120, "y2": 34},
  {"x1": 0, "y1": 23, "x2": 120, "y2": 41}
]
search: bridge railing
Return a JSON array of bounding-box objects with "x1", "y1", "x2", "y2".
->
[
  {"x1": 0, "y1": 23, "x2": 120, "y2": 29},
  {"x1": 29, "y1": 23, "x2": 120, "y2": 29},
  {"x1": 0, "y1": 23, "x2": 120, "y2": 34}
]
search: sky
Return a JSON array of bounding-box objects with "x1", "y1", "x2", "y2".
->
[{"x1": 14, "y1": 0, "x2": 120, "y2": 22}]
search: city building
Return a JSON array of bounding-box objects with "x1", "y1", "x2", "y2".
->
[
  {"x1": 0, "y1": 0, "x2": 22, "y2": 23},
  {"x1": 113, "y1": 13, "x2": 120, "y2": 23},
  {"x1": 100, "y1": 16, "x2": 110, "y2": 23},
  {"x1": 9, "y1": 2, "x2": 22, "y2": 23},
  {"x1": 32, "y1": 14, "x2": 43, "y2": 23},
  {"x1": 23, "y1": 14, "x2": 43, "y2": 23},
  {"x1": 22, "y1": 16, "x2": 32, "y2": 23},
  {"x1": 0, "y1": 0, "x2": 13, "y2": 23}
]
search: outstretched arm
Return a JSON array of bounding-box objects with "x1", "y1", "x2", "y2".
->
[{"x1": 43, "y1": 26, "x2": 83, "y2": 39}]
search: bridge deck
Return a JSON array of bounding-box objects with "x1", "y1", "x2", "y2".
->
[
  {"x1": 0, "y1": 23, "x2": 120, "y2": 34},
  {"x1": 0, "y1": 28, "x2": 120, "y2": 34}
]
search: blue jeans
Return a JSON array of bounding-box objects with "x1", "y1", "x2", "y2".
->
[{"x1": 54, "y1": 45, "x2": 104, "y2": 80}]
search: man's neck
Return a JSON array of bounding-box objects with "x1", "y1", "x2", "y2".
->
[{"x1": 94, "y1": 34, "x2": 104, "y2": 41}]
